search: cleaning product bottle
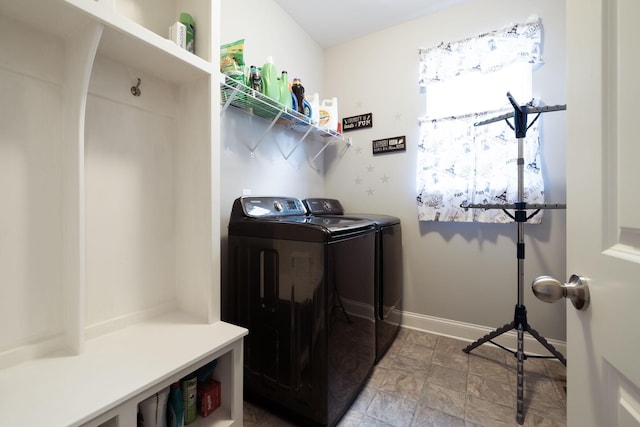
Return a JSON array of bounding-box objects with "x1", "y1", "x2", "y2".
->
[
  {"x1": 249, "y1": 65, "x2": 262, "y2": 92},
  {"x1": 279, "y1": 71, "x2": 293, "y2": 110},
  {"x1": 179, "y1": 13, "x2": 195, "y2": 54},
  {"x1": 167, "y1": 381, "x2": 184, "y2": 427},
  {"x1": 260, "y1": 56, "x2": 279, "y2": 101},
  {"x1": 319, "y1": 97, "x2": 338, "y2": 131},
  {"x1": 291, "y1": 78, "x2": 305, "y2": 114},
  {"x1": 306, "y1": 92, "x2": 320, "y2": 124}
]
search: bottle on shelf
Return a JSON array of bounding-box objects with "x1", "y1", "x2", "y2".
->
[
  {"x1": 249, "y1": 65, "x2": 262, "y2": 92},
  {"x1": 179, "y1": 13, "x2": 195, "y2": 54},
  {"x1": 291, "y1": 78, "x2": 305, "y2": 115},
  {"x1": 279, "y1": 71, "x2": 293, "y2": 111},
  {"x1": 261, "y1": 56, "x2": 279, "y2": 101}
]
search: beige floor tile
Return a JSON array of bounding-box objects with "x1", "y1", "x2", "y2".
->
[
  {"x1": 464, "y1": 394, "x2": 515, "y2": 427},
  {"x1": 398, "y1": 341, "x2": 436, "y2": 362},
  {"x1": 410, "y1": 404, "x2": 467, "y2": 427},
  {"x1": 432, "y1": 349, "x2": 470, "y2": 372},
  {"x1": 422, "y1": 382, "x2": 467, "y2": 419},
  {"x1": 436, "y1": 336, "x2": 470, "y2": 354},
  {"x1": 380, "y1": 369, "x2": 428, "y2": 402},
  {"x1": 468, "y1": 353, "x2": 512, "y2": 384},
  {"x1": 467, "y1": 373, "x2": 514, "y2": 408},
  {"x1": 366, "y1": 390, "x2": 418, "y2": 426},
  {"x1": 427, "y1": 364, "x2": 468, "y2": 393},
  {"x1": 404, "y1": 329, "x2": 440, "y2": 348}
]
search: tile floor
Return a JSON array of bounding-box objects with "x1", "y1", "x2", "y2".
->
[{"x1": 243, "y1": 327, "x2": 567, "y2": 427}]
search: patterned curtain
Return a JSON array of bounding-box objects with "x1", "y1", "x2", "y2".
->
[
  {"x1": 418, "y1": 17, "x2": 543, "y2": 87},
  {"x1": 416, "y1": 113, "x2": 543, "y2": 223},
  {"x1": 416, "y1": 17, "x2": 544, "y2": 223}
]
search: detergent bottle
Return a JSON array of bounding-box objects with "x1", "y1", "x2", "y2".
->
[
  {"x1": 260, "y1": 56, "x2": 279, "y2": 101},
  {"x1": 279, "y1": 71, "x2": 293, "y2": 110},
  {"x1": 291, "y1": 78, "x2": 305, "y2": 114},
  {"x1": 306, "y1": 92, "x2": 320, "y2": 124},
  {"x1": 319, "y1": 97, "x2": 338, "y2": 131}
]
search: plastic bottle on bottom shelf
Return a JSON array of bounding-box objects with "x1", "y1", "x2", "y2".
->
[
  {"x1": 139, "y1": 387, "x2": 170, "y2": 427},
  {"x1": 260, "y1": 56, "x2": 279, "y2": 101},
  {"x1": 182, "y1": 376, "x2": 198, "y2": 425}
]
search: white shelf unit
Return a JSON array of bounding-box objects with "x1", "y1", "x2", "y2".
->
[
  {"x1": 220, "y1": 74, "x2": 351, "y2": 167},
  {"x1": 0, "y1": 0, "x2": 247, "y2": 426}
]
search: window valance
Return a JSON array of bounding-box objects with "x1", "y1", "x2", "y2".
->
[{"x1": 418, "y1": 16, "x2": 542, "y2": 86}]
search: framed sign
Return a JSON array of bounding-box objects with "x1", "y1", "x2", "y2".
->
[
  {"x1": 342, "y1": 113, "x2": 373, "y2": 132},
  {"x1": 372, "y1": 135, "x2": 406, "y2": 155}
]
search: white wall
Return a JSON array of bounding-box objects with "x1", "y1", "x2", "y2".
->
[
  {"x1": 322, "y1": 0, "x2": 567, "y2": 341},
  {"x1": 0, "y1": 15, "x2": 66, "y2": 353}
]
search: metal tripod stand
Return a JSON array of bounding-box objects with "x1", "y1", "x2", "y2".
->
[{"x1": 461, "y1": 93, "x2": 567, "y2": 425}]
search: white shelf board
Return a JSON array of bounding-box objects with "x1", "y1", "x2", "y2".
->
[
  {"x1": 0, "y1": 312, "x2": 247, "y2": 427},
  {"x1": 65, "y1": 0, "x2": 213, "y2": 83}
]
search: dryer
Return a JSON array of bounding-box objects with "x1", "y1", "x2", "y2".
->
[
  {"x1": 224, "y1": 196, "x2": 376, "y2": 427},
  {"x1": 303, "y1": 198, "x2": 403, "y2": 364}
]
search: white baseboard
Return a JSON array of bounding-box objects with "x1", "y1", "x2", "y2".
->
[{"x1": 400, "y1": 310, "x2": 567, "y2": 358}]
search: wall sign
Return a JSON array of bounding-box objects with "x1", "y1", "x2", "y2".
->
[
  {"x1": 372, "y1": 135, "x2": 406, "y2": 155},
  {"x1": 342, "y1": 113, "x2": 373, "y2": 132}
]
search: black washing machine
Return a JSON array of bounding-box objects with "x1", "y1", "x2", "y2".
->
[
  {"x1": 303, "y1": 198, "x2": 403, "y2": 364},
  {"x1": 224, "y1": 196, "x2": 376, "y2": 427}
]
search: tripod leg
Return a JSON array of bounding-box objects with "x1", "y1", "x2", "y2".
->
[
  {"x1": 463, "y1": 321, "x2": 516, "y2": 353},
  {"x1": 525, "y1": 325, "x2": 567, "y2": 366},
  {"x1": 516, "y1": 325, "x2": 525, "y2": 424}
]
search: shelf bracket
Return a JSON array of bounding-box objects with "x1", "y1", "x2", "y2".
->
[
  {"x1": 249, "y1": 107, "x2": 285, "y2": 154},
  {"x1": 281, "y1": 125, "x2": 313, "y2": 160},
  {"x1": 221, "y1": 84, "x2": 240, "y2": 116}
]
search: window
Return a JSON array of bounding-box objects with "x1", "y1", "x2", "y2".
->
[{"x1": 416, "y1": 17, "x2": 544, "y2": 223}]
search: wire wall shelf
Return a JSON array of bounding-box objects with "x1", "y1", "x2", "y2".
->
[{"x1": 220, "y1": 74, "x2": 351, "y2": 168}]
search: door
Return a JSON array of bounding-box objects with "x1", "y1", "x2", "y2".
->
[{"x1": 566, "y1": 0, "x2": 640, "y2": 426}]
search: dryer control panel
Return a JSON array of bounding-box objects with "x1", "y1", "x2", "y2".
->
[{"x1": 239, "y1": 196, "x2": 307, "y2": 218}]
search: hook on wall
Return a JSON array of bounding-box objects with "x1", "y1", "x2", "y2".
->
[{"x1": 131, "y1": 78, "x2": 141, "y2": 96}]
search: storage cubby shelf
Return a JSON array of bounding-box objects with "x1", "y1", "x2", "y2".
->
[
  {"x1": 220, "y1": 74, "x2": 351, "y2": 164},
  {"x1": 0, "y1": 313, "x2": 247, "y2": 426}
]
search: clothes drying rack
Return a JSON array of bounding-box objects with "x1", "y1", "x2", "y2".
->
[{"x1": 460, "y1": 93, "x2": 566, "y2": 425}]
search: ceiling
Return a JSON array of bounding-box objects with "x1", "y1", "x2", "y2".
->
[{"x1": 272, "y1": 0, "x2": 473, "y2": 48}]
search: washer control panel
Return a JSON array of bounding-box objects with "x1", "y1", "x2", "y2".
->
[
  {"x1": 240, "y1": 196, "x2": 307, "y2": 218},
  {"x1": 303, "y1": 198, "x2": 345, "y2": 215}
]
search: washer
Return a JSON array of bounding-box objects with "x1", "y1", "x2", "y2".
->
[
  {"x1": 303, "y1": 198, "x2": 403, "y2": 364},
  {"x1": 224, "y1": 196, "x2": 376, "y2": 427}
]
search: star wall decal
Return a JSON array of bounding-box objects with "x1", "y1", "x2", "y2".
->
[
  {"x1": 355, "y1": 146, "x2": 363, "y2": 155},
  {"x1": 367, "y1": 164, "x2": 374, "y2": 173},
  {"x1": 366, "y1": 187, "x2": 375, "y2": 196},
  {"x1": 356, "y1": 176, "x2": 363, "y2": 185},
  {"x1": 380, "y1": 174, "x2": 390, "y2": 183}
]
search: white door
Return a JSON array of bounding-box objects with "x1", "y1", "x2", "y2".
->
[{"x1": 566, "y1": 0, "x2": 640, "y2": 426}]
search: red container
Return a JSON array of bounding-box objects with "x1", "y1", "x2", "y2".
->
[{"x1": 197, "y1": 379, "x2": 221, "y2": 417}]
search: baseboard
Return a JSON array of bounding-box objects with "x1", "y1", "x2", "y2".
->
[{"x1": 400, "y1": 310, "x2": 567, "y2": 357}]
